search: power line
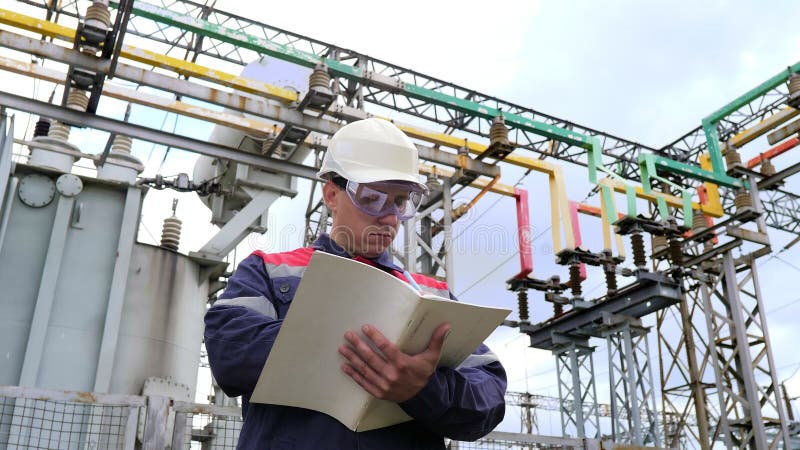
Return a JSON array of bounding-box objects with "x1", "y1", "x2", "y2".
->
[
  {"x1": 773, "y1": 254, "x2": 800, "y2": 274},
  {"x1": 453, "y1": 169, "x2": 530, "y2": 241},
  {"x1": 456, "y1": 224, "x2": 552, "y2": 298}
]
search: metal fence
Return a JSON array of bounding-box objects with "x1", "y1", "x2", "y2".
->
[
  {"x1": 0, "y1": 385, "x2": 619, "y2": 450},
  {"x1": 0, "y1": 386, "x2": 141, "y2": 450}
]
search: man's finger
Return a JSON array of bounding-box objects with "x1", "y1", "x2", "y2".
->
[
  {"x1": 339, "y1": 344, "x2": 390, "y2": 391},
  {"x1": 341, "y1": 363, "x2": 384, "y2": 399},
  {"x1": 362, "y1": 324, "x2": 403, "y2": 361},
  {"x1": 423, "y1": 323, "x2": 452, "y2": 357},
  {"x1": 344, "y1": 330, "x2": 389, "y2": 368}
]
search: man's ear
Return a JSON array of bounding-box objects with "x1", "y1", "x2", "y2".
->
[{"x1": 322, "y1": 180, "x2": 338, "y2": 215}]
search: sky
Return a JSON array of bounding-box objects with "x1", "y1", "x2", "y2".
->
[{"x1": 4, "y1": 0, "x2": 800, "y2": 439}]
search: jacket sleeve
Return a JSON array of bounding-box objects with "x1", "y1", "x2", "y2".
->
[
  {"x1": 398, "y1": 341, "x2": 506, "y2": 441},
  {"x1": 204, "y1": 254, "x2": 282, "y2": 398},
  {"x1": 397, "y1": 287, "x2": 506, "y2": 441}
]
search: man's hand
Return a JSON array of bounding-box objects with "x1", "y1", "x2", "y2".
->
[{"x1": 339, "y1": 323, "x2": 451, "y2": 403}]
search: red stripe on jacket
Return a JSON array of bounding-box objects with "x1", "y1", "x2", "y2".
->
[{"x1": 252, "y1": 247, "x2": 315, "y2": 267}]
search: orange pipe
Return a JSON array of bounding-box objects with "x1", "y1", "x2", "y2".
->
[{"x1": 746, "y1": 137, "x2": 800, "y2": 168}]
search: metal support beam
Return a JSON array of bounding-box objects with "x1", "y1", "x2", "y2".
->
[
  {"x1": 19, "y1": 194, "x2": 75, "y2": 386},
  {"x1": 700, "y1": 251, "x2": 791, "y2": 450},
  {"x1": 196, "y1": 188, "x2": 281, "y2": 261},
  {"x1": 602, "y1": 318, "x2": 660, "y2": 446},
  {"x1": 94, "y1": 186, "x2": 143, "y2": 393},
  {"x1": 0, "y1": 90, "x2": 320, "y2": 181},
  {"x1": 553, "y1": 338, "x2": 599, "y2": 439}
]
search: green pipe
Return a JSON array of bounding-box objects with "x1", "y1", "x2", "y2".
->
[
  {"x1": 118, "y1": 1, "x2": 737, "y2": 196},
  {"x1": 704, "y1": 61, "x2": 800, "y2": 124},
  {"x1": 701, "y1": 61, "x2": 800, "y2": 176},
  {"x1": 113, "y1": 1, "x2": 594, "y2": 149}
]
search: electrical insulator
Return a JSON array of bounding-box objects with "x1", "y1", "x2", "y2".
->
[
  {"x1": 725, "y1": 147, "x2": 741, "y2": 170},
  {"x1": 668, "y1": 238, "x2": 684, "y2": 266},
  {"x1": 734, "y1": 188, "x2": 753, "y2": 211},
  {"x1": 568, "y1": 264, "x2": 582, "y2": 298},
  {"x1": 789, "y1": 73, "x2": 800, "y2": 96},
  {"x1": 760, "y1": 159, "x2": 776, "y2": 177},
  {"x1": 692, "y1": 210, "x2": 707, "y2": 233},
  {"x1": 33, "y1": 117, "x2": 51, "y2": 138},
  {"x1": 489, "y1": 115, "x2": 509, "y2": 146},
  {"x1": 631, "y1": 233, "x2": 646, "y2": 268},
  {"x1": 517, "y1": 290, "x2": 529, "y2": 323},
  {"x1": 652, "y1": 235, "x2": 668, "y2": 256},
  {"x1": 309, "y1": 63, "x2": 332, "y2": 95},
  {"x1": 161, "y1": 199, "x2": 182, "y2": 252}
]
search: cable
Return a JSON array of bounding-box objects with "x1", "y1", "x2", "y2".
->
[
  {"x1": 145, "y1": 110, "x2": 173, "y2": 166},
  {"x1": 139, "y1": 217, "x2": 159, "y2": 244},
  {"x1": 457, "y1": 251, "x2": 518, "y2": 298},
  {"x1": 773, "y1": 255, "x2": 800, "y2": 274},
  {"x1": 156, "y1": 112, "x2": 180, "y2": 175},
  {"x1": 456, "y1": 224, "x2": 552, "y2": 298},
  {"x1": 453, "y1": 169, "x2": 530, "y2": 241}
]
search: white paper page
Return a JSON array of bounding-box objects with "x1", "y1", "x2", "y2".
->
[
  {"x1": 250, "y1": 252, "x2": 420, "y2": 430},
  {"x1": 401, "y1": 295, "x2": 511, "y2": 368}
]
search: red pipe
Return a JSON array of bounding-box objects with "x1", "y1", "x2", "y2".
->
[
  {"x1": 513, "y1": 188, "x2": 533, "y2": 279},
  {"x1": 746, "y1": 137, "x2": 799, "y2": 168},
  {"x1": 568, "y1": 201, "x2": 587, "y2": 280}
]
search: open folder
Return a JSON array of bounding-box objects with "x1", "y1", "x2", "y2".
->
[{"x1": 250, "y1": 251, "x2": 510, "y2": 432}]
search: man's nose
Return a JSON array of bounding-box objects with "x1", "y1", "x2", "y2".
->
[{"x1": 377, "y1": 211, "x2": 399, "y2": 226}]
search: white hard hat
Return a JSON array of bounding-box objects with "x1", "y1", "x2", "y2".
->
[{"x1": 317, "y1": 118, "x2": 427, "y2": 191}]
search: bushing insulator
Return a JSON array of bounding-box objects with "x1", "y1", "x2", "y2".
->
[
  {"x1": 668, "y1": 238, "x2": 684, "y2": 266},
  {"x1": 309, "y1": 64, "x2": 332, "y2": 94},
  {"x1": 734, "y1": 188, "x2": 752, "y2": 211},
  {"x1": 111, "y1": 135, "x2": 133, "y2": 154},
  {"x1": 652, "y1": 235, "x2": 668, "y2": 255},
  {"x1": 517, "y1": 290, "x2": 529, "y2": 323},
  {"x1": 789, "y1": 73, "x2": 800, "y2": 96},
  {"x1": 161, "y1": 216, "x2": 182, "y2": 252},
  {"x1": 569, "y1": 264, "x2": 582, "y2": 297},
  {"x1": 631, "y1": 233, "x2": 646, "y2": 268},
  {"x1": 66, "y1": 90, "x2": 90, "y2": 111},
  {"x1": 725, "y1": 147, "x2": 742, "y2": 169},
  {"x1": 47, "y1": 122, "x2": 71, "y2": 142},
  {"x1": 489, "y1": 115, "x2": 509, "y2": 146},
  {"x1": 692, "y1": 210, "x2": 707, "y2": 233},
  {"x1": 33, "y1": 117, "x2": 51, "y2": 138},
  {"x1": 85, "y1": 2, "x2": 111, "y2": 29},
  {"x1": 760, "y1": 158, "x2": 776, "y2": 177},
  {"x1": 604, "y1": 268, "x2": 617, "y2": 294}
]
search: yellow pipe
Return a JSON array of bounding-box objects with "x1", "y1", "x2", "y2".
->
[
  {"x1": 418, "y1": 166, "x2": 517, "y2": 197},
  {"x1": 0, "y1": 8, "x2": 299, "y2": 103},
  {"x1": 724, "y1": 107, "x2": 800, "y2": 150},
  {"x1": 699, "y1": 153, "x2": 720, "y2": 209},
  {"x1": 119, "y1": 46, "x2": 299, "y2": 102},
  {"x1": 549, "y1": 165, "x2": 575, "y2": 253},
  {"x1": 0, "y1": 9, "x2": 74, "y2": 40},
  {"x1": 598, "y1": 178, "x2": 627, "y2": 259}
]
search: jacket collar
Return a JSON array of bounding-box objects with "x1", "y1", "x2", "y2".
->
[{"x1": 312, "y1": 233, "x2": 403, "y2": 272}]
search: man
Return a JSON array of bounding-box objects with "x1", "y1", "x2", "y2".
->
[{"x1": 205, "y1": 118, "x2": 506, "y2": 449}]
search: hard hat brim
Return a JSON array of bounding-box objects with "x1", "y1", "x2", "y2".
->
[{"x1": 317, "y1": 167, "x2": 428, "y2": 193}]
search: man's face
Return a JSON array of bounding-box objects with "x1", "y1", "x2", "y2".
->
[{"x1": 323, "y1": 181, "x2": 405, "y2": 258}]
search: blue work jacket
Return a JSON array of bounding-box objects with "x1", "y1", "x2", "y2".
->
[{"x1": 204, "y1": 234, "x2": 506, "y2": 449}]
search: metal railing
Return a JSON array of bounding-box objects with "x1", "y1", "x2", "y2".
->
[{"x1": 0, "y1": 385, "x2": 631, "y2": 450}]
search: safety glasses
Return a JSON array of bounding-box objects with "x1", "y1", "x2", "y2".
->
[{"x1": 335, "y1": 178, "x2": 425, "y2": 220}]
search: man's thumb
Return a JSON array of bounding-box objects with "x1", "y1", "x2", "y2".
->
[{"x1": 427, "y1": 323, "x2": 452, "y2": 355}]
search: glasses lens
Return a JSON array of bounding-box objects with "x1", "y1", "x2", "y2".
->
[
  {"x1": 346, "y1": 181, "x2": 424, "y2": 219},
  {"x1": 352, "y1": 184, "x2": 389, "y2": 215}
]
